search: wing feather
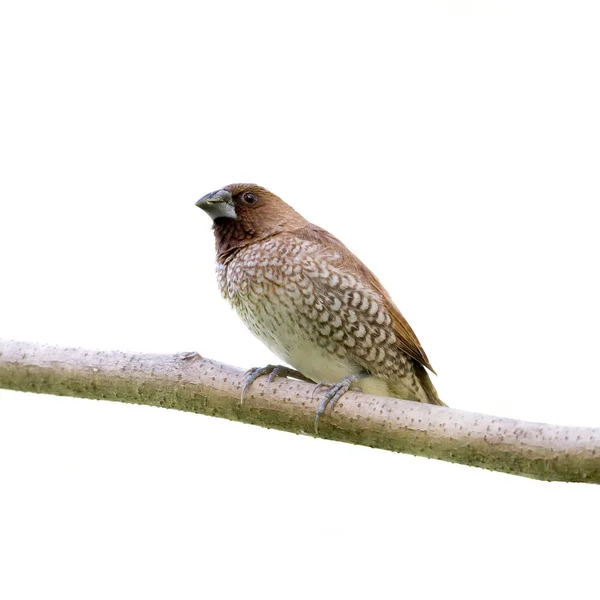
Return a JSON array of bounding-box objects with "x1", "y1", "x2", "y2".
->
[{"x1": 292, "y1": 224, "x2": 436, "y2": 374}]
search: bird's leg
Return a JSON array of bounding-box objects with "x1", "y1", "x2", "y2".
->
[
  {"x1": 314, "y1": 371, "x2": 369, "y2": 433},
  {"x1": 241, "y1": 364, "x2": 314, "y2": 403}
]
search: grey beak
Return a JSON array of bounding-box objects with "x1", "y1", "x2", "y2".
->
[{"x1": 195, "y1": 189, "x2": 237, "y2": 220}]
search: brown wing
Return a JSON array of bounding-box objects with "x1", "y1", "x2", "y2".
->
[
  {"x1": 293, "y1": 224, "x2": 436, "y2": 374},
  {"x1": 368, "y1": 278, "x2": 436, "y2": 374}
]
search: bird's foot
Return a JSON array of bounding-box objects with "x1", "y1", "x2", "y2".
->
[
  {"x1": 241, "y1": 364, "x2": 313, "y2": 403},
  {"x1": 314, "y1": 372, "x2": 368, "y2": 434}
]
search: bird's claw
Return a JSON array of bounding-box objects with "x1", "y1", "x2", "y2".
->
[
  {"x1": 241, "y1": 366, "x2": 272, "y2": 403},
  {"x1": 241, "y1": 364, "x2": 313, "y2": 403},
  {"x1": 313, "y1": 372, "x2": 368, "y2": 434},
  {"x1": 311, "y1": 381, "x2": 328, "y2": 397},
  {"x1": 266, "y1": 367, "x2": 284, "y2": 384},
  {"x1": 314, "y1": 381, "x2": 352, "y2": 433}
]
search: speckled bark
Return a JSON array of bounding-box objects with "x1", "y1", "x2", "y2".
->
[{"x1": 0, "y1": 339, "x2": 598, "y2": 483}]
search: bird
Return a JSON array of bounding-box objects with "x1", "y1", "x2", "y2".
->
[{"x1": 195, "y1": 183, "x2": 445, "y2": 431}]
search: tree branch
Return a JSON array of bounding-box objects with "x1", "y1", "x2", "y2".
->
[{"x1": 0, "y1": 338, "x2": 598, "y2": 483}]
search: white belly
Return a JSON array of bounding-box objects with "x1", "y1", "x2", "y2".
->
[
  {"x1": 288, "y1": 341, "x2": 361, "y2": 384},
  {"x1": 236, "y1": 297, "x2": 359, "y2": 383}
]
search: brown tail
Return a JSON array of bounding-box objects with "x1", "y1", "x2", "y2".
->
[{"x1": 414, "y1": 363, "x2": 447, "y2": 407}]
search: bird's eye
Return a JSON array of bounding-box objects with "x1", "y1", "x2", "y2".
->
[{"x1": 242, "y1": 192, "x2": 258, "y2": 205}]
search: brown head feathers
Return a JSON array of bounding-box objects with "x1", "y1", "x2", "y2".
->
[{"x1": 205, "y1": 183, "x2": 307, "y2": 259}]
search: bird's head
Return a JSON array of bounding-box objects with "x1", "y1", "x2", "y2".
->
[{"x1": 196, "y1": 183, "x2": 306, "y2": 257}]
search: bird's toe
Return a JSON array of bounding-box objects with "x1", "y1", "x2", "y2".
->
[
  {"x1": 241, "y1": 364, "x2": 313, "y2": 402},
  {"x1": 311, "y1": 381, "x2": 329, "y2": 397},
  {"x1": 314, "y1": 371, "x2": 368, "y2": 433},
  {"x1": 241, "y1": 365, "x2": 272, "y2": 402}
]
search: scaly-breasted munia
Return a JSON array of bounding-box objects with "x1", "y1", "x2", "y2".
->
[{"x1": 196, "y1": 183, "x2": 445, "y2": 430}]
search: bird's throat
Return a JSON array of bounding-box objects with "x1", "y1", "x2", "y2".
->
[{"x1": 213, "y1": 218, "x2": 256, "y2": 260}]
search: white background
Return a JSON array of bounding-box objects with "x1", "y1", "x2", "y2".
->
[{"x1": 1, "y1": 1, "x2": 599, "y2": 598}]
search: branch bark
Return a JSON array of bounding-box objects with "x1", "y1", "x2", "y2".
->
[{"x1": 0, "y1": 338, "x2": 598, "y2": 483}]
